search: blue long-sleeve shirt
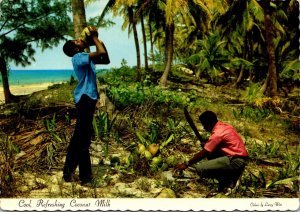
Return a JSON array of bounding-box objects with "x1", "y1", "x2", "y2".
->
[{"x1": 72, "y1": 52, "x2": 99, "y2": 103}]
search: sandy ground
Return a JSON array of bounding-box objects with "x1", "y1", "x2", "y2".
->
[{"x1": 0, "y1": 83, "x2": 53, "y2": 103}]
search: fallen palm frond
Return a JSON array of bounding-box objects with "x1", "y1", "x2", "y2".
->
[
  {"x1": 13, "y1": 125, "x2": 68, "y2": 171},
  {"x1": 266, "y1": 176, "x2": 299, "y2": 189},
  {"x1": 0, "y1": 134, "x2": 18, "y2": 197},
  {"x1": 13, "y1": 129, "x2": 45, "y2": 148},
  {"x1": 251, "y1": 158, "x2": 284, "y2": 167}
]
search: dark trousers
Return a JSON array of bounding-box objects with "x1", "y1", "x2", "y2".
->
[
  {"x1": 194, "y1": 156, "x2": 247, "y2": 190},
  {"x1": 63, "y1": 94, "x2": 97, "y2": 183}
]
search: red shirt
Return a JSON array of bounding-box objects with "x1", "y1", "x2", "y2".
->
[{"x1": 204, "y1": 121, "x2": 248, "y2": 157}]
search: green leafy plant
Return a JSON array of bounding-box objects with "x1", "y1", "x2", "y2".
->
[
  {"x1": 243, "y1": 83, "x2": 265, "y2": 104},
  {"x1": 0, "y1": 134, "x2": 19, "y2": 197},
  {"x1": 93, "y1": 111, "x2": 117, "y2": 156},
  {"x1": 232, "y1": 106, "x2": 271, "y2": 122},
  {"x1": 188, "y1": 31, "x2": 236, "y2": 84}
]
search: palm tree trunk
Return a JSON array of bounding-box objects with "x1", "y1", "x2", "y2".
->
[
  {"x1": 261, "y1": 0, "x2": 277, "y2": 96},
  {"x1": 248, "y1": 31, "x2": 254, "y2": 83},
  {"x1": 159, "y1": 22, "x2": 174, "y2": 87},
  {"x1": 0, "y1": 57, "x2": 14, "y2": 103},
  {"x1": 128, "y1": 7, "x2": 141, "y2": 81},
  {"x1": 71, "y1": 0, "x2": 87, "y2": 39},
  {"x1": 260, "y1": 72, "x2": 269, "y2": 94},
  {"x1": 234, "y1": 35, "x2": 248, "y2": 87},
  {"x1": 140, "y1": 13, "x2": 149, "y2": 71},
  {"x1": 234, "y1": 67, "x2": 245, "y2": 87},
  {"x1": 149, "y1": 22, "x2": 155, "y2": 67}
]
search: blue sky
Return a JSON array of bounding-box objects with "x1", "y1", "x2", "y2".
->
[{"x1": 9, "y1": 1, "x2": 140, "y2": 70}]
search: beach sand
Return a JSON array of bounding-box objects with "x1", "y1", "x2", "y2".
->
[{"x1": 0, "y1": 83, "x2": 53, "y2": 103}]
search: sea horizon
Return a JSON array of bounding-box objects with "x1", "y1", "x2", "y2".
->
[{"x1": 0, "y1": 69, "x2": 110, "y2": 86}]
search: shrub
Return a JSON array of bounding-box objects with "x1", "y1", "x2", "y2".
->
[{"x1": 232, "y1": 106, "x2": 271, "y2": 122}]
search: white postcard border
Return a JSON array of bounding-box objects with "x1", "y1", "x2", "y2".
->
[{"x1": 0, "y1": 198, "x2": 299, "y2": 211}]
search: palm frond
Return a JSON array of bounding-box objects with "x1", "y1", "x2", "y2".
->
[
  {"x1": 97, "y1": 0, "x2": 117, "y2": 25},
  {"x1": 249, "y1": 0, "x2": 264, "y2": 22},
  {"x1": 280, "y1": 59, "x2": 300, "y2": 80}
]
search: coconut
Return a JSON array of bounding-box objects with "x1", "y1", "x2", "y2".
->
[
  {"x1": 137, "y1": 143, "x2": 146, "y2": 154},
  {"x1": 149, "y1": 156, "x2": 162, "y2": 172},
  {"x1": 166, "y1": 155, "x2": 178, "y2": 166},
  {"x1": 121, "y1": 156, "x2": 130, "y2": 166},
  {"x1": 156, "y1": 188, "x2": 176, "y2": 198},
  {"x1": 144, "y1": 150, "x2": 153, "y2": 160},
  {"x1": 151, "y1": 156, "x2": 163, "y2": 166},
  {"x1": 148, "y1": 143, "x2": 159, "y2": 156}
]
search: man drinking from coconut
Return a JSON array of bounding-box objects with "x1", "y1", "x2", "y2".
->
[{"x1": 175, "y1": 111, "x2": 248, "y2": 192}]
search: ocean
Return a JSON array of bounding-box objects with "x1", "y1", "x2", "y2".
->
[
  {"x1": 1, "y1": 69, "x2": 110, "y2": 87},
  {"x1": 5, "y1": 69, "x2": 75, "y2": 85}
]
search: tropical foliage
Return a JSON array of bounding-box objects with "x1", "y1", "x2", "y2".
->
[
  {"x1": 86, "y1": 0, "x2": 300, "y2": 98},
  {"x1": 0, "y1": 0, "x2": 72, "y2": 103}
]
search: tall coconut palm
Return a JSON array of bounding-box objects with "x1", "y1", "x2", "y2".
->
[
  {"x1": 159, "y1": 21, "x2": 175, "y2": 87},
  {"x1": 137, "y1": 0, "x2": 183, "y2": 86},
  {"x1": 260, "y1": 0, "x2": 277, "y2": 96},
  {"x1": 136, "y1": 0, "x2": 150, "y2": 70},
  {"x1": 137, "y1": 0, "x2": 165, "y2": 68},
  {"x1": 72, "y1": 0, "x2": 88, "y2": 38},
  {"x1": 215, "y1": 0, "x2": 292, "y2": 96},
  {"x1": 159, "y1": 0, "x2": 188, "y2": 87},
  {"x1": 127, "y1": 4, "x2": 142, "y2": 81},
  {"x1": 140, "y1": 12, "x2": 149, "y2": 70},
  {"x1": 174, "y1": 0, "x2": 211, "y2": 65},
  {"x1": 259, "y1": 0, "x2": 291, "y2": 96},
  {"x1": 94, "y1": 0, "x2": 142, "y2": 81},
  {"x1": 214, "y1": 0, "x2": 264, "y2": 87},
  {"x1": 160, "y1": 0, "x2": 217, "y2": 86}
]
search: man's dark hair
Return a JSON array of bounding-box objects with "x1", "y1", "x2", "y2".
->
[
  {"x1": 63, "y1": 40, "x2": 77, "y2": 57},
  {"x1": 199, "y1": 111, "x2": 218, "y2": 125}
]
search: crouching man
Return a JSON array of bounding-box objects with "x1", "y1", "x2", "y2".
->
[{"x1": 175, "y1": 111, "x2": 248, "y2": 191}]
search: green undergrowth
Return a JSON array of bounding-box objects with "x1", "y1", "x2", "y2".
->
[{"x1": 0, "y1": 66, "x2": 299, "y2": 198}]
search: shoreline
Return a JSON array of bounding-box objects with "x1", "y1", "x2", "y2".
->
[{"x1": 0, "y1": 82, "x2": 56, "y2": 103}]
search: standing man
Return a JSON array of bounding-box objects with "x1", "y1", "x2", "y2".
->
[
  {"x1": 175, "y1": 111, "x2": 248, "y2": 191},
  {"x1": 62, "y1": 26, "x2": 110, "y2": 185}
]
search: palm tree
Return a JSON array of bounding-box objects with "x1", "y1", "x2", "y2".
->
[
  {"x1": 159, "y1": 0, "x2": 188, "y2": 87},
  {"x1": 259, "y1": 0, "x2": 293, "y2": 96},
  {"x1": 215, "y1": 0, "x2": 294, "y2": 96},
  {"x1": 276, "y1": 0, "x2": 300, "y2": 91},
  {"x1": 136, "y1": 0, "x2": 149, "y2": 70},
  {"x1": 136, "y1": 0, "x2": 184, "y2": 86},
  {"x1": 214, "y1": 0, "x2": 264, "y2": 87},
  {"x1": 158, "y1": 18, "x2": 175, "y2": 87},
  {"x1": 72, "y1": 0, "x2": 88, "y2": 38},
  {"x1": 94, "y1": 0, "x2": 142, "y2": 81},
  {"x1": 137, "y1": 0, "x2": 165, "y2": 68},
  {"x1": 140, "y1": 12, "x2": 149, "y2": 70},
  {"x1": 188, "y1": 32, "x2": 230, "y2": 84},
  {"x1": 173, "y1": 0, "x2": 211, "y2": 69},
  {"x1": 127, "y1": 4, "x2": 142, "y2": 81}
]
